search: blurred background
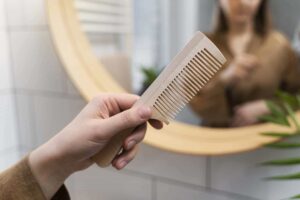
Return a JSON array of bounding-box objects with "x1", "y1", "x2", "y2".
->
[{"x1": 1, "y1": 0, "x2": 300, "y2": 199}]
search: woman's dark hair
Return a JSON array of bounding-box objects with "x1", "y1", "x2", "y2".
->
[{"x1": 214, "y1": 0, "x2": 271, "y2": 36}]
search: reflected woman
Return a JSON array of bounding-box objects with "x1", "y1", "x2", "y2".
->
[{"x1": 190, "y1": 0, "x2": 300, "y2": 127}]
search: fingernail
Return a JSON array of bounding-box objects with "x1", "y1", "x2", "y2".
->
[
  {"x1": 138, "y1": 107, "x2": 151, "y2": 119},
  {"x1": 127, "y1": 140, "x2": 136, "y2": 150},
  {"x1": 118, "y1": 161, "x2": 127, "y2": 169}
]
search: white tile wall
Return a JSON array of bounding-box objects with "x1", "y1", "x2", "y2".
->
[
  {"x1": 10, "y1": 30, "x2": 67, "y2": 93},
  {"x1": 211, "y1": 145, "x2": 300, "y2": 200},
  {"x1": 6, "y1": 0, "x2": 25, "y2": 27},
  {"x1": 0, "y1": 31, "x2": 12, "y2": 90},
  {"x1": 6, "y1": 0, "x2": 46, "y2": 27},
  {"x1": 15, "y1": 94, "x2": 35, "y2": 149},
  {"x1": 24, "y1": 0, "x2": 47, "y2": 26},
  {"x1": 0, "y1": 0, "x2": 6, "y2": 29},
  {"x1": 66, "y1": 78, "x2": 81, "y2": 96},
  {"x1": 69, "y1": 166, "x2": 152, "y2": 200},
  {"x1": 65, "y1": 177, "x2": 76, "y2": 199},
  {"x1": 33, "y1": 95, "x2": 85, "y2": 146},
  {"x1": 0, "y1": 94, "x2": 18, "y2": 152},
  {"x1": 0, "y1": 147, "x2": 20, "y2": 172},
  {"x1": 126, "y1": 144, "x2": 207, "y2": 186},
  {"x1": 157, "y1": 181, "x2": 233, "y2": 200}
]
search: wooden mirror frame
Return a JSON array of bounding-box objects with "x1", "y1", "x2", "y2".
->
[{"x1": 46, "y1": 0, "x2": 296, "y2": 156}]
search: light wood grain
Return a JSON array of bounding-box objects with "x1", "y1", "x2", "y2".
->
[
  {"x1": 46, "y1": 0, "x2": 297, "y2": 158},
  {"x1": 93, "y1": 128, "x2": 134, "y2": 167}
]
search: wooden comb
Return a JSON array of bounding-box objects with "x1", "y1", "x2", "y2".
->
[{"x1": 92, "y1": 32, "x2": 226, "y2": 167}]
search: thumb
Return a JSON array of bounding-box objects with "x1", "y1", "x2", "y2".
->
[{"x1": 101, "y1": 106, "x2": 152, "y2": 138}]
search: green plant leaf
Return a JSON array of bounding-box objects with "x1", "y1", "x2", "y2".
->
[
  {"x1": 259, "y1": 115, "x2": 290, "y2": 127},
  {"x1": 266, "y1": 142, "x2": 300, "y2": 149},
  {"x1": 267, "y1": 172, "x2": 300, "y2": 180},
  {"x1": 261, "y1": 132, "x2": 293, "y2": 138},
  {"x1": 283, "y1": 102, "x2": 300, "y2": 131},
  {"x1": 261, "y1": 101, "x2": 290, "y2": 126},
  {"x1": 290, "y1": 194, "x2": 300, "y2": 199},
  {"x1": 262, "y1": 158, "x2": 300, "y2": 166},
  {"x1": 266, "y1": 101, "x2": 285, "y2": 117},
  {"x1": 141, "y1": 66, "x2": 159, "y2": 86},
  {"x1": 260, "y1": 92, "x2": 300, "y2": 200},
  {"x1": 276, "y1": 91, "x2": 299, "y2": 109},
  {"x1": 296, "y1": 95, "x2": 300, "y2": 107}
]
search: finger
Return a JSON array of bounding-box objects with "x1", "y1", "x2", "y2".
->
[
  {"x1": 240, "y1": 54, "x2": 256, "y2": 62},
  {"x1": 244, "y1": 63, "x2": 257, "y2": 71},
  {"x1": 239, "y1": 61, "x2": 255, "y2": 70},
  {"x1": 112, "y1": 145, "x2": 139, "y2": 170},
  {"x1": 149, "y1": 119, "x2": 163, "y2": 129},
  {"x1": 100, "y1": 106, "x2": 152, "y2": 138},
  {"x1": 109, "y1": 93, "x2": 140, "y2": 111},
  {"x1": 237, "y1": 57, "x2": 256, "y2": 70},
  {"x1": 124, "y1": 123, "x2": 147, "y2": 150}
]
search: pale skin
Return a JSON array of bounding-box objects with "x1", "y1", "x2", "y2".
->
[
  {"x1": 218, "y1": 0, "x2": 269, "y2": 127},
  {"x1": 29, "y1": 93, "x2": 162, "y2": 199}
]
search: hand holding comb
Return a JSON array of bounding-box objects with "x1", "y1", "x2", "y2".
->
[{"x1": 92, "y1": 32, "x2": 226, "y2": 167}]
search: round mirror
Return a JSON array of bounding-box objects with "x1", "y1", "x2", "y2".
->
[{"x1": 46, "y1": 0, "x2": 299, "y2": 155}]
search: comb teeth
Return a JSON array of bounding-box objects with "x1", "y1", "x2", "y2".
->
[
  {"x1": 152, "y1": 48, "x2": 223, "y2": 122},
  {"x1": 135, "y1": 32, "x2": 226, "y2": 125}
]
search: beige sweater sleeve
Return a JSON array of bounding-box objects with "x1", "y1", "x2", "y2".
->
[
  {"x1": 281, "y1": 43, "x2": 300, "y2": 93},
  {"x1": 0, "y1": 156, "x2": 70, "y2": 200}
]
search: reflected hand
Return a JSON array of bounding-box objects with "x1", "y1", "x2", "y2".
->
[
  {"x1": 220, "y1": 54, "x2": 259, "y2": 86},
  {"x1": 231, "y1": 100, "x2": 269, "y2": 127}
]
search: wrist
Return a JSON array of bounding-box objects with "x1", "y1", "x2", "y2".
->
[{"x1": 29, "y1": 140, "x2": 72, "y2": 199}]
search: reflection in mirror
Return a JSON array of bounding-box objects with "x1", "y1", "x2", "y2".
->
[
  {"x1": 189, "y1": 0, "x2": 300, "y2": 128},
  {"x1": 74, "y1": 0, "x2": 300, "y2": 128},
  {"x1": 74, "y1": 0, "x2": 134, "y2": 92}
]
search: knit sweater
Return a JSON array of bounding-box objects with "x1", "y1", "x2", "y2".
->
[{"x1": 0, "y1": 156, "x2": 70, "y2": 200}]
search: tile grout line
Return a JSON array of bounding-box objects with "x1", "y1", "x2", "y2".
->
[
  {"x1": 122, "y1": 167, "x2": 207, "y2": 190},
  {"x1": 15, "y1": 88, "x2": 82, "y2": 100},
  {"x1": 0, "y1": 88, "x2": 14, "y2": 95},
  {"x1": 14, "y1": 92, "x2": 24, "y2": 154},
  {"x1": 0, "y1": 146, "x2": 19, "y2": 155},
  {"x1": 205, "y1": 156, "x2": 212, "y2": 190},
  {"x1": 4, "y1": 6, "x2": 49, "y2": 153},
  {"x1": 122, "y1": 168, "x2": 259, "y2": 200},
  {"x1": 57, "y1": 62, "x2": 69, "y2": 96},
  {"x1": 151, "y1": 177, "x2": 157, "y2": 200},
  {"x1": 15, "y1": 93, "x2": 38, "y2": 151},
  {"x1": 3, "y1": 1, "x2": 18, "y2": 85},
  {"x1": 7, "y1": 25, "x2": 49, "y2": 32},
  {"x1": 30, "y1": 95, "x2": 38, "y2": 149},
  {"x1": 208, "y1": 188, "x2": 261, "y2": 200},
  {"x1": 3, "y1": 0, "x2": 22, "y2": 155}
]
